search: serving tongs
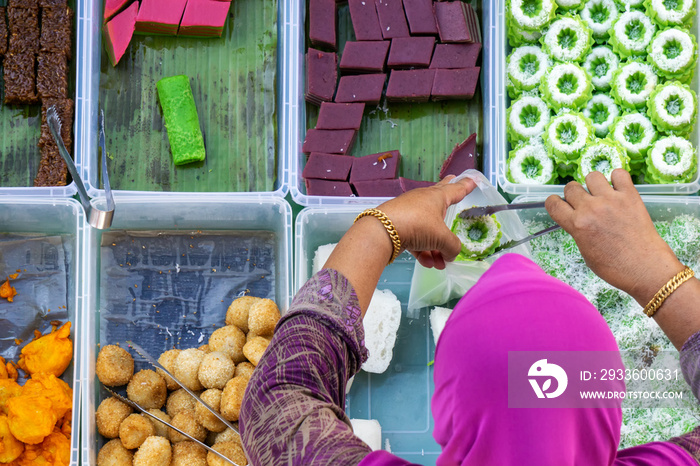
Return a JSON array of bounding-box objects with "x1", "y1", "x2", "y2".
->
[
  {"x1": 46, "y1": 107, "x2": 115, "y2": 229},
  {"x1": 457, "y1": 201, "x2": 562, "y2": 255}
]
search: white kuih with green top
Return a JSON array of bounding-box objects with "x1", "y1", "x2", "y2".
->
[{"x1": 451, "y1": 214, "x2": 503, "y2": 261}]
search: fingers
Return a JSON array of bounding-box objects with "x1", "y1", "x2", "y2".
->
[
  {"x1": 563, "y1": 180, "x2": 589, "y2": 208},
  {"x1": 440, "y1": 178, "x2": 477, "y2": 206},
  {"x1": 585, "y1": 171, "x2": 613, "y2": 196},
  {"x1": 611, "y1": 169, "x2": 636, "y2": 193},
  {"x1": 545, "y1": 194, "x2": 574, "y2": 230},
  {"x1": 414, "y1": 251, "x2": 447, "y2": 270}
]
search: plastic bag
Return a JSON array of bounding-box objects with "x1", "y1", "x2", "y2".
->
[{"x1": 407, "y1": 170, "x2": 532, "y2": 315}]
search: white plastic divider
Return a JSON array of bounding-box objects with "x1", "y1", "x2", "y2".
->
[
  {"x1": 287, "y1": 0, "x2": 496, "y2": 206},
  {"x1": 495, "y1": 0, "x2": 700, "y2": 195}
]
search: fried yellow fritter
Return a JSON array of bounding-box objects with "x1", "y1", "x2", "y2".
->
[{"x1": 18, "y1": 323, "x2": 72, "y2": 377}]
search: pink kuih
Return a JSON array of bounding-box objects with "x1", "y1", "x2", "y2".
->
[
  {"x1": 103, "y1": 1, "x2": 139, "y2": 67},
  {"x1": 104, "y1": 0, "x2": 131, "y2": 23},
  {"x1": 335, "y1": 74, "x2": 386, "y2": 104},
  {"x1": 434, "y1": 1, "x2": 479, "y2": 43},
  {"x1": 303, "y1": 153, "x2": 354, "y2": 180},
  {"x1": 431, "y1": 67, "x2": 480, "y2": 100},
  {"x1": 374, "y1": 0, "x2": 410, "y2": 39},
  {"x1": 399, "y1": 177, "x2": 435, "y2": 191},
  {"x1": 178, "y1": 0, "x2": 231, "y2": 38},
  {"x1": 386, "y1": 69, "x2": 435, "y2": 102},
  {"x1": 306, "y1": 179, "x2": 354, "y2": 196},
  {"x1": 302, "y1": 129, "x2": 357, "y2": 154},
  {"x1": 348, "y1": 0, "x2": 383, "y2": 40},
  {"x1": 402, "y1": 0, "x2": 437, "y2": 35},
  {"x1": 387, "y1": 36, "x2": 435, "y2": 68},
  {"x1": 353, "y1": 179, "x2": 403, "y2": 197},
  {"x1": 350, "y1": 150, "x2": 401, "y2": 183},
  {"x1": 440, "y1": 133, "x2": 478, "y2": 178},
  {"x1": 430, "y1": 43, "x2": 482, "y2": 69},
  {"x1": 136, "y1": 0, "x2": 188, "y2": 35},
  {"x1": 316, "y1": 102, "x2": 365, "y2": 130},
  {"x1": 340, "y1": 41, "x2": 390, "y2": 73},
  {"x1": 309, "y1": 0, "x2": 337, "y2": 50},
  {"x1": 306, "y1": 49, "x2": 338, "y2": 105}
]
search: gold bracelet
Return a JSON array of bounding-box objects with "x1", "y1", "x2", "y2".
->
[
  {"x1": 643, "y1": 266, "x2": 695, "y2": 317},
  {"x1": 353, "y1": 208, "x2": 402, "y2": 265}
]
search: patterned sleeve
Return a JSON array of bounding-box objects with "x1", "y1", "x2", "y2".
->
[
  {"x1": 239, "y1": 269, "x2": 373, "y2": 466},
  {"x1": 668, "y1": 330, "x2": 700, "y2": 460}
]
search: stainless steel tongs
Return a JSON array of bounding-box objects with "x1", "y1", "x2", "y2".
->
[{"x1": 46, "y1": 107, "x2": 114, "y2": 229}]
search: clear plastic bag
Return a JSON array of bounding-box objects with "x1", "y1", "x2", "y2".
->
[{"x1": 407, "y1": 170, "x2": 532, "y2": 315}]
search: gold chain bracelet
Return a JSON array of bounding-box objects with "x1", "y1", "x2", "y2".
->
[
  {"x1": 354, "y1": 208, "x2": 402, "y2": 265},
  {"x1": 643, "y1": 266, "x2": 695, "y2": 317}
]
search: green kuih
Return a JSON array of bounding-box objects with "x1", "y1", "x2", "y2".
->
[
  {"x1": 583, "y1": 46, "x2": 620, "y2": 91},
  {"x1": 615, "y1": 0, "x2": 645, "y2": 9},
  {"x1": 646, "y1": 136, "x2": 697, "y2": 183},
  {"x1": 609, "y1": 10, "x2": 656, "y2": 58},
  {"x1": 608, "y1": 112, "x2": 657, "y2": 172},
  {"x1": 555, "y1": 0, "x2": 585, "y2": 10},
  {"x1": 540, "y1": 63, "x2": 593, "y2": 112},
  {"x1": 507, "y1": 46, "x2": 550, "y2": 98},
  {"x1": 648, "y1": 28, "x2": 697, "y2": 83},
  {"x1": 581, "y1": 0, "x2": 619, "y2": 42},
  {"x1": 540, "y1": 15, "x2": 593, "y2": 62},
  {"x1": 156, "y1": 75, "x2": 206, "y2": 166},
  {"x1": 584, "y1": 94, "x2": 620, "y2": 137},
  {"x1": 451, "y1": 214, "x2": 503, "y2": 261},
  {"x1": 644, "y1": 0, "x2": 695, "y2": 28},
  {"x1": 507, "y1": 95, "x2": 551, "y2": 144},
  {"x1": 506, "y1": 139, "x2": 558, "y2": 184},
  {"x1": 507, "y1": 25, "x2": 542, "y2": 48},
  {"x1": 576, "y1": 139, "x2": 631, "y2": 183},
  {"x1": 543, "y1": 112, "x2": 594, "y2": 164},
  {"x1": 647, "y1": 81, "x2": 697, "y2": 136},
  {"x1": 506, "y1": 0, "x2": 557, "y2": 46},
  {"x1": 610, "y1": 61, "x2": 659, "y2": 110}
]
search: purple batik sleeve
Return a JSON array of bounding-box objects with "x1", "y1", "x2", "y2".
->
[
  {"x1": 239, "y1": 269, "x2": 373, "y2": 466},
  {"x1": 679, "y1": 330, "x2": 700, "y2": 402}
]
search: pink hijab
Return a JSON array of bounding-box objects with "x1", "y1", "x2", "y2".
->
[{"x1": 360, "y1": 254, "x2": 695, "y2": 466}]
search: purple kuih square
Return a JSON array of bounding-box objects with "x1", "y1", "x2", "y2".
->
[
  {"x1": 386, "y1": 69, "x2": 435, "y2": 102},
  {"x1": 431, "y1": 67, "x2": 480, "y2": 100},
  {"x1": 340, "y1": 41, "x2": 390, "y2": 73},
  {"x1": 348, "y1": 0, "x2": 383, "y2": 41},
  {"x1": 374, "y1": 0, "x2": 409, "y2": 39},
  {"x1": 302, "y1": 129, "x2": 357, "y2": 154},
  {"x1": 430, "y1": 43, "x2": 482, "y2": 69},
  {"x1": 335, "y1": 74, "x2": 386, "y2": 104},
  {"x1": 306, "y1": 179, "x2": 354, "y2": 196},
  {"x1": 434, "y1": 1, "x2": 474, "y2": 43},
  {"x1": 463, "y1": 3, "x2": 481, "y2": 43},
  {"x1": 440, "y1": 133, "x2": 478, "y2": 178},
  {"x1": 387, "y1": 36, "x2": 435, "y2": 68},
  {"x1": 402, "y1": 0, "x2": 437, "y2": 35},
  {"x1": 316, "y1": 103, "x2": 365, "y2": 130},
  {"x1": 309, "y1": 0, "x2": 337, "y2": 50},
  {"x1": 399, "y1": 177, "x2": 436, "y2": 191},
  {"x1": 303, "y1": 153, "x2": 354, "y2": 180},
  {"x1": 350, "y1": 150, "x2": 401, "y2": 183},
  {"x1": 306, "y1": 49, "x2": 338, "y2": 105},
  {"x1": 353, "y1": 179, "x2": 403, "y2": 197}
]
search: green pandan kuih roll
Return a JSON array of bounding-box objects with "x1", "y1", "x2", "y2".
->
[
  {"x1": 543, "y1": 112, "x2": 595, "y2": 163},
  {"x1": 647, "y1": 81, "x2": 697, "y2": 136},
  {"x1": 583, "y1": 46, "x2": 620, "y2": 91},
  {"x1": 507, "y1": 46, "x2": 550, "y2": 98},
  {"x1": 507, "y1": 95, "x2": 551, "y2": 144},
  {"x1": 648, "y1": 28, "x2": 697, "y2": 83},
  {"x1": 575, "y1": 139, "x2": 631, "y2": 183},
  {"x1": 451, "y1": 213, "x2": 503, "y2": 261},
  {"x1": 644, "y1": 0, "x2": 695, "y2": 28},
  {"x1": 610, "y1": 61, "x2": 659, "y2": 110},
  {"x1": 608, "y1": 112, "x2": 657, "y2": 172},
  {"x1": 584, "y1": 94, "x2": 620, "y2": 137},
  {"x1": 506, "y1": 0, "x2": 558, "y2": 36},
  {"x1": 540, "y1": 15, "x2": 593, "y2": 62},
  {"x1": 646, "y1": 136, "x2": 698, "y2": 183},
  {"x1": 541, "y1": 63, "x2": 593, "y2": 112},
  {"x1": 581, "y1": 0, "x2": 619, "y2": 42},
  {"x1": 506, "y1": 139, "x2": 558, "y2": 184},
  {"x1": 609, "y1": 10, "x2": 656, "y2": 58}
]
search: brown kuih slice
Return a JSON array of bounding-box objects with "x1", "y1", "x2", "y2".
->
[
  {"x1": 34, "y1": 145, "x2": 68, "y2": 187},
  {"x1": 463, "y1": 3, "x2": 481, "y2": 43},
  {"x1": 302, "y1": 152, "x2": 354, "y2": 180},
  {"x1": 386, "y1": 69, "x2": 435, "y2": 102},
  {"x1": 387, "y1": 36, "x2": 435, "y2": 68},
  {"x1": 302, "y1": 129, "x2": 357, "y2": 154},
  {"x1": 431, "y1": 67, "x2": 480, "y2": 100},
  {"x1": 434, "y1": 1, "x2": 472, "y2": 43},
  {"x1": 315, "y1": 102, "x2": 365, "y2": 130},
  {"x1": 374, "y1": 0, "x2": 410, "y2": 39},
  {"x1": 339, "y1": 41, "x2": 390, "y2": 73},
  {"x1": 335, "y1": 74, "x2": 386, "y2": 104},
  {"x1": 402, "y1": 0, "x2": 437, "y2": 34},
  {"x1": 39, "y1": 98, "x2": 74, "y2": 151},
  {"x1": 349, "y1": 150, "x2": 401, "y2": 183},
  {"x1": 7, "y1": 7, "x2": 39, "y2": 54},
  {"x1": 8, "y1": 0, "x2": 37, "y2": 8},
  {"x1": 37, "y1": 52, "x2": 68, "y2": 99},
  {"x1": 440, "y1": 132, "x2": 478, "y2": 178},
  {"x1": 0, "y1": 8, "x2": 7, "y2": 56},
  {"x1": 3, "y1": 53, "x2": 38, "y2": 105},
  {"x1": 352, "y1": 179, "x2": 403, "y2": 197},
  {"x1": 309, "y1": 0, "x2": 337, "y2": 50},
  {"x1": 305, "y1": 48, "x2": 337, "y2": 105},
  {"x1": 348, "y1": 0, "x2": 383, "y2": 40},
  {"x1": 305, "y1": 179, "x2": 354, "y2": 196},
  {"x1": 399, "y1": 177, "x2": 435, "y2": 191},
  {"x1": 430, "y1": 43, "x2": 481, "y2": 69},
  {"x1": 40, "y1": 7, "x2": 73, "y2": 58},
  {"x1": 39, "y1": 0, "x2": 68, "y2": 6}
]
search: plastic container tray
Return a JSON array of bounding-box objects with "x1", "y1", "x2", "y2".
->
[
  {"x1": 80, "y1": 0, "x2": 287, "y2": 197},
  {"x1": 0, "y1": 197, "x2": 85, "y2": 466},
  {"x1": 494, "y1": 0, "x2": 700, "y2": 195},
  {"x1": 80, "y1": 193, "x2": 292, "y2": 463},
  {"x1": 0, "y1": 1, "x2": 82, "y2": 197},
  {"x1": 296, "y1": 206, "x2": 442, "y2": 465},
  {"x1": 286, "y1": 0, "x2": 498, "y2": 206}
]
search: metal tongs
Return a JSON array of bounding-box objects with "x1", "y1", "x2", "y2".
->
[
  {"x1": 457, "y1": 201, "x2": 561, "y2": 255},
  {"x1": 46, "y1": 107, "x2": 115, "y2": 229}
]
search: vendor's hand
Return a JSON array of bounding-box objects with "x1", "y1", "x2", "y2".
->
[
  {"x1": 545, "y1": 169, "x2": 684, "y2": 306},
  {"x1": 378, "y1": 176, "x2": 476, "y2": 270}
]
